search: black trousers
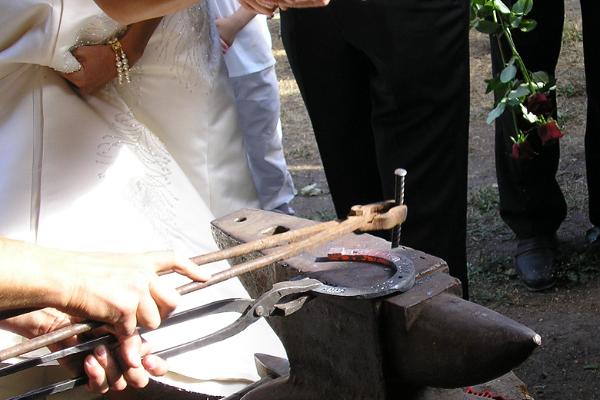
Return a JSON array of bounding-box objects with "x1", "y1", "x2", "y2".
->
[
  {"x1": 280, "y1": 0, "x2": 470, "y2": 297},
  {"x1": 492, "y1": 0, "x2": 600, "y2": 238}
]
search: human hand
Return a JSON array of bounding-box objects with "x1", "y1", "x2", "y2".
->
[
  {"x1": 220, "y1": 38, "x2": 230, "y2": 54},
  {"x1": 84, "y1": 334, "x2": 167, "y2": 393},
  {"x1": 1, "y1": 239, "x2": 208, "y2": 336},
  {"x1": 276, "y1": 0, "x2": 330, "y2": 10},
  {"x1": 0, "y1": 308, "x2": 80, "y2": 346},
  {"x1": 215, "y1": 6, "x2": 259, "y2": 49},
  {"x1": 0, "y1": 309, "x2": 167, "y2": 393},
  {"x1": 239, "y1": 0, "x2": 278, "y2": 16},
  {"x1": 239, "y1": 0, "x2": 329, "y2": 13},
  {"x1": 216, "y1": 17, "x2": 240, "y2": 48},
  {"x1": 60, "y1": 20, "x2": 159, "y2": 95},
  {"x1": 52, "y1": 250, "x2": 209, "y2": 336},
  {"x1": 60, "y1": 45, "x2": 119, "y2": 95}
]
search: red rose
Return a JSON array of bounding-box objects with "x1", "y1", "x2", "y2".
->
[
  {"x1": 537, "y1": 120, "x2": 563, "y2": 145},
  {"x1": 511, "y1": 141, "x2": 536, "y2": 160},
  {"x1": 527, "y1": 93, "x2": 553, "y2": 116}
]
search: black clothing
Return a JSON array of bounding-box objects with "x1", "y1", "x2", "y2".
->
[
  {"x1": 491, "y1": 0, "x2": 599, "y2": 238},
  {"x1": 280, "y1": 0, "x2": 471, "y2": 297}
]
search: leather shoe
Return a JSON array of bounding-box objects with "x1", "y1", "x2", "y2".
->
[{"x1": 514, "y1": 236, "x2": 557, "y2": 291}]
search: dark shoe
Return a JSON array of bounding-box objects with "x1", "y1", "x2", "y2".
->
[{"x1": 514, "y1": 236, "x2": 557, "y2": 291}]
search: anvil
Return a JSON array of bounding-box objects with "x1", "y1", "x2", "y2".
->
[{"x1": 209, "y1": 209, "x2": 540, "y2": 400}]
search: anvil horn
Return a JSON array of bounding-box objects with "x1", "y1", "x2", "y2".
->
[{"x1": 383, "y1": 293, "x2": 541, "y2": 389}]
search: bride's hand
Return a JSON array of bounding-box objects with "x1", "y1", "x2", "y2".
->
[
  {"x1": 60, "y1": 44, "x2": 118, "y2": 95},
  {"x1": 60, "y1": 19, "x2": 161, "y2": 95}
]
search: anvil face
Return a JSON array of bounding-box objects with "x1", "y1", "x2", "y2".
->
[{"x1": 211, "y1": 209, "x2": 540, "y2": 400}]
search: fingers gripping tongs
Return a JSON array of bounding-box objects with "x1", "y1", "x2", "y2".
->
[{"x1": 1, "y1": 278, "x2": 322, "y2": 400}]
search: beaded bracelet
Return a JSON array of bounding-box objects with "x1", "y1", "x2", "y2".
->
[{"x1": 107, "y1": 37, "x2": 131, "y2": 85}]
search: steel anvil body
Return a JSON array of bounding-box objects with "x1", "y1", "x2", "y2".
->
[{"x1": 210, "y1": 209, "x2": 538, "y2": 400}]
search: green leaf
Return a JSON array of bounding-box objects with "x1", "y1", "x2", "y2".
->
[
  {"x1": 512, "y1": 0, "x2": 533, "y2": 15},
  {"x1": 512, "y1": 0, "x2": 533, "y2": 16},
  {"x1": 508, "y1": 85, "x2": 530, "y2": 99},
  {"x1": 512, "y1": 0, "x2": 524, "y2": 14},
  {"x1": 506, "y1": 97, "x2": 521, "y2": 107},
  {"x1": 470, "y1": 8, "x2": 479, "y2": 24},
  {"x1": 519, "y1": 19, "x2": 538, "y2": 32},
  {"x1": 511, "y1": 131, "x2": 527, "y2": 144},
  {"x1": 493, "y1": 0, "x2": 511, "y2": 14},
  {"x1": 500, "y1": 64, "x2": 517, "y2": 83},
  {"x1": 474, "y1": 20, "x2": 501, "y2": 34},
  {"x1": 485, "y1": 78, "x2": 511, "y2": 96},
  {"x1": 487, "y1": 101, "x2": 506, "y2": 124},
  {"x1": 485, "y1": 77, "x2": 501, "y2": 93},
  {"x1": 510, "y1": 15, "x2": 523, "y2": 28},
  {"x1": 476, "y1": 4, "x2": 495, "y2": 19},
  {"x1": 531, "y1": 71, "x2": 550, "y2": 85}
]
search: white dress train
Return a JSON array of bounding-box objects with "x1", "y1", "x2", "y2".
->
[{"x1": 0, "y1": 0, "x2": 285, "y2": 397}]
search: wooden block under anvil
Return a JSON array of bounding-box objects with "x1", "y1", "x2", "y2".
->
[{"x1": 211, "y1": 209, "x2": 539, "y2": 400}]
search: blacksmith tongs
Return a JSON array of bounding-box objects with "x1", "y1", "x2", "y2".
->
[{"x1": 1, "y1": 278, "x2": 322, "y2": 400}]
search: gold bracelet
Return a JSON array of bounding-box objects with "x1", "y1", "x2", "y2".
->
[{"x1": 108, "y1": 37, "x2": 131, "y2": 85}]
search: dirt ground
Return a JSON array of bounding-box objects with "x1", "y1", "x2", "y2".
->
[{"x1": 270, "y1": 2, "x2": 600, "y2": 399}]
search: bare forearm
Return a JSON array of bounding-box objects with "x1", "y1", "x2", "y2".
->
[
  {"x1": 121, "y1": 18, "x2": 162, "y2": 64},
  {"x1": 94, "y1": 0, "x2": 197, "y2": 25},
  {"x1": 0, "y1": 238, "x2": 65, "y2": 312},
  {"x1": 216, "y1": 7, "x2": 257, "y2": 47},
  {"x1": 229, "y1": 7, "x2": 258, "y2": 31}
]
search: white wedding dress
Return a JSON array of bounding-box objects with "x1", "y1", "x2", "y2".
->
[{"x1": 0, "y1": 0, "x2": 285, "y2": 397}]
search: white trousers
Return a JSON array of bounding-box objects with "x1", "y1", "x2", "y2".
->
[{"x1": 229, "y1": 66, "x2": 295, "y2": 211}]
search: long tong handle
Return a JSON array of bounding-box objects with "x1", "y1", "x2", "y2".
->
[
  {"x1": 0, "y1": 217, "x2": 365, "y2": 362},
  {"x1": 0, "y1": 298, "x2": 251, "y2": 378},
  {"x1": 7, "y1": 279, "x2": 320, "y2": 400},
  {"x1": 0, "y1": 220, "x2": 337, "y2": 322}
]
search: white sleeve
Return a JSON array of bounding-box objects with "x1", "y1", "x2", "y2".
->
[{"x1": 0, "y1": 0, "x2": 62, "y2": 69}]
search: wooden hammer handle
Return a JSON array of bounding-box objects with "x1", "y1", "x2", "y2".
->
[{"x1": 0, "y1": 217, "x2": 365, "y2": 362}]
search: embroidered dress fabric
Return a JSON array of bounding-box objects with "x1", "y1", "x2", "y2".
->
[{"x1": 0, "y1": 0, "x2": 285, "y2": 397}]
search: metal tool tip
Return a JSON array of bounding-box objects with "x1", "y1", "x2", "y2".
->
[
  {"x1": 394, "y1": 168, "x2": 407, "y2": 177},
  {"x1": 533, "y1": 334, "x2": 542, "y2": 346}
]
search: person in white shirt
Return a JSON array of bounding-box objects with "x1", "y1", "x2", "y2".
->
[{"x1": 210, "y1": 2, "x2": 296, "y2": 215}]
